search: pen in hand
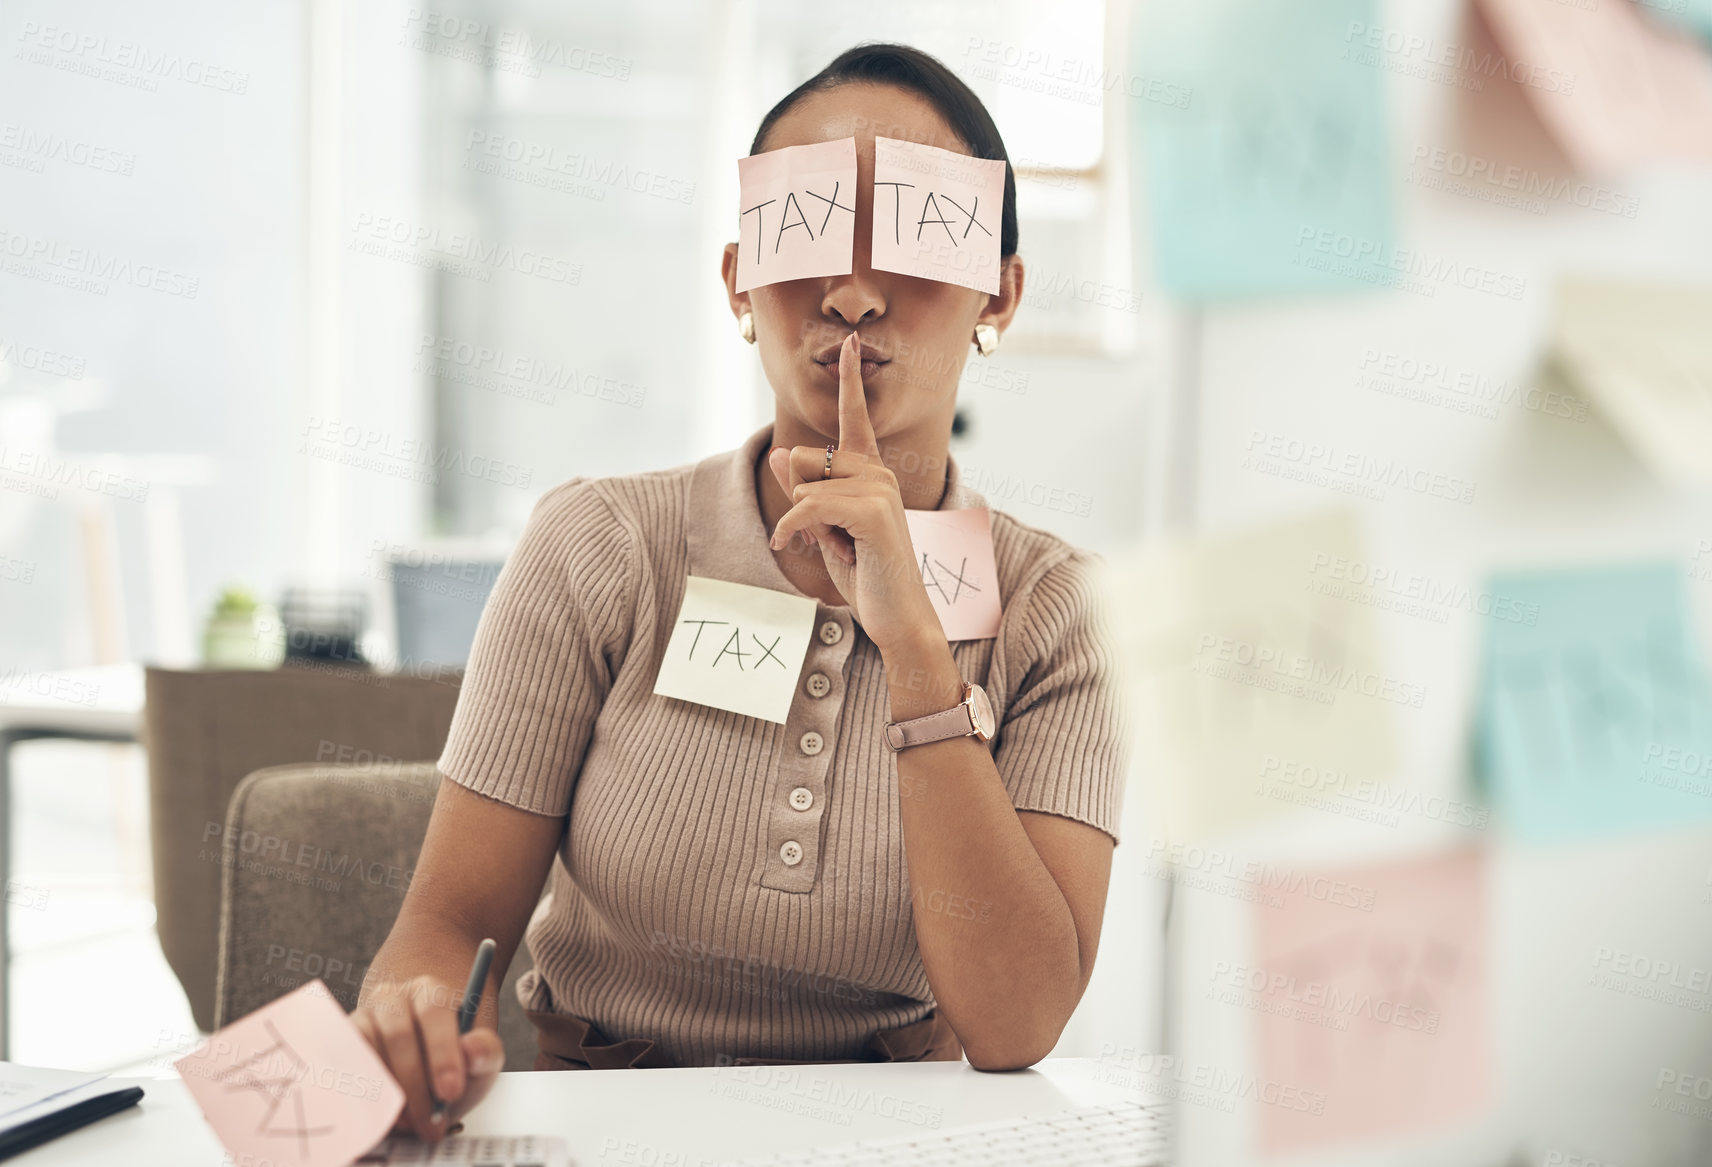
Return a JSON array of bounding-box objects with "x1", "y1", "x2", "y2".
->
[{"x1": 430, "y1": 937, "x2": 497, "y2": 1126}]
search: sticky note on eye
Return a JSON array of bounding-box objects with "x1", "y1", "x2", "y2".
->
[
  {"x1": 655, "y1": 575, "x2": 818, "y2": 723},
  {"x1": 176, "y1": 979, "x2": 404, "y2": 1167},
  {"x1": 905, "y1": 508, "x2": 1002, "y2": 641},
  {"x1": 735, "y1": 137, "x2": 859, "y2": 292},
  {"x1": 871, "y1": 137, "x2": 1007, "y2": 296}
]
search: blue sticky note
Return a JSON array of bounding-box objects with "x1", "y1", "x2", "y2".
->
[
  {"x1": 1474, "y1": 562, "x2": 1712, "y2": 842},
  {"x1": 1639, "y1": 0, "x2": 1712, "y2": 47},
  {"x1": 1131, "y1": 0, "x2": 1396, "y2": 302}
]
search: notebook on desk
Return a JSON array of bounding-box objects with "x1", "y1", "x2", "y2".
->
[{"x1": 0, "y1": 1063, "x2": 144, "y2": 1162}]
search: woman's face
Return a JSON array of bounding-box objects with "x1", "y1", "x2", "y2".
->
[{"x1": 721, "y1": 83, "x2": 1024, "y2": 445}]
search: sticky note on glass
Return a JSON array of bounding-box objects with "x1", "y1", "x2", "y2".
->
[
  {"x1": 655, "y1": 575, "x2": 817, "y2": 723},
  {"x1": 1101, "y1": 508, "x2": 1397, "y2": 844},
  {"x1": 734, "y1": 137, "x2": 858, "y2": 292},
  {"x1": 1549, "y1": 276, "x2": 1712, "y2": 488},
  {"x1": 1254, "y1": 846, "x2": 1490, "y2": 1155},
  {"x1": 1477, "y1": 0, "x2": 1712, "y2": 172},
  {"x1": 906, "y1": 509, "x2": 1001, "y2": 641},
  {"x1": 176, "y1": 979, "x2": 404, "y2": 1167},
  {"x1": 1134, "y1": 0, "x2": 1395, "y2": 301},
  {"x1": 871, "y1": 137, "x2": 1006, "y2": 295},
  {"x1": 1473, "y1": 560, "x2": 1712, "y2": 842}
]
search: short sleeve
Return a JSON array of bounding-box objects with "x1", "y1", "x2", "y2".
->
[
  {"x1": 437, "y1": 477, "x2": 636, "y2": 817},
  {"x1": 991, "y1": 549, "x2": 1134, "y2": 844}
]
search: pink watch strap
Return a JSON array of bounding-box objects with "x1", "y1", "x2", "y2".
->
[{"x1": 885, "y1": 701, "x2": 974, "y2": 751}]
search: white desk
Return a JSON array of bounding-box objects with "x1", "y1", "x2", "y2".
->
[
  {"x1": 23, "y1": 1057, "x2": 1145, "y2": 1165},
  {"x1": 0, "y1": 663, "x2": 144, "y2": 740}
]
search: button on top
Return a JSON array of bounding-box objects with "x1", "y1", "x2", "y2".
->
[
  {"x1": 779, "y1": 840, "x2": 803, "y2": 866},
  {"x1": 805, "y1": 672, "x2": 831, "y2": 698},
  {"x1": 798, "y1": 731, "x2": 824, "y2": 756},
  {"x1": 788, "y1": 786, "x2": 814, "y2": 811},
  {"x1": 818, "y1": 620, "x2": 843, "y2": 645}
]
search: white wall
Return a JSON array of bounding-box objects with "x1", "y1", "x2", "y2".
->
[
  {"x1": 0, "y1": 0, "x2": 303, "y2": 666},
  {"x1": 0, "y1": 0, "x2": 432, "y2": 666}
]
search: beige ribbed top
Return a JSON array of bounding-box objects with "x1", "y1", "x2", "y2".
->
[{"x1": 436, "y1": 421, "x2": 1131, "y2": 1067}]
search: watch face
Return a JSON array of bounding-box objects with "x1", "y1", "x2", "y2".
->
[{"x1": 968, "y1": 684, "x2": 995, "y2": 739}]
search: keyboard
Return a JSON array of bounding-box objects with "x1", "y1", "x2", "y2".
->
[
  {"x1": 354, "y1": 1133, "x2": 568, "y2": 1165},
  {"x1": 727, "y1": 1100, "x2": 1170, "y2": 1165}
]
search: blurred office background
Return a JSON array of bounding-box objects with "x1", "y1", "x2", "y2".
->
[{"x1": 3, "y1": 0, "x2": 1712, "y2": 1162}]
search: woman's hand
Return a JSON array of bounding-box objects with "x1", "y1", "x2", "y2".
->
[
  {"x1": 351, "y1": 974, "x2": 506, "y2": 1142},
  {"x1": 767, "y1": 330, "x2": 943, "y2": 655}
]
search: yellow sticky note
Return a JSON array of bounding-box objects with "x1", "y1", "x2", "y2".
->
[
  {"x1": 654, "y1": 575, "x2": 818, "y2": 723},
  {"x1": 1103, "y1": 508, "x2": 1399, "y2": 844}
]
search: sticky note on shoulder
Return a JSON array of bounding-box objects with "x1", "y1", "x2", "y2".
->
[
  {"x1": 906, "y1": 508, "x2": 1001, "y2": 641},
  {"x1": 735, "y1": 137, "x2": 858, "y2": 292},
  {"x1": 871, "y1": 137, "x2": 1007, "y2": 295},
  {"x1": 655, "y1": 575, "x2": 818, "y2": 723},
  {"x1": 176, "y1": 979, "x2": 404, "y2": 1167}
]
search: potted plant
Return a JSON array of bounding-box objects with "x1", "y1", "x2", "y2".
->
[{"x1": 202, "y1": 585, "x2": 286, "y2": 669}]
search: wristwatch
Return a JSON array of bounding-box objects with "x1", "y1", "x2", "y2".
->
[{"x1": 885, "y1": 681, "x2": 995, "y2": 751}]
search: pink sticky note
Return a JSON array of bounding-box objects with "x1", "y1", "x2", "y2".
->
[
  {"x1": 734, "y1": 137, "x2": 858, "y2": 292},
  {"x1": 1476, "y1": 0, "x2": 1712, "y2": 171},
  {"x1": 176, "y1": 979, "x2": 405, "y2": 1167},
  {"x1": 1252, "y1": 846, "x2": 1490, "y2": 1155},
  {"x1": 905, "y1": 508, "x2": 1001, "y2": 641},
  {"x1": 871, "y1": 137, "x2": 1006, "y2": 296}
]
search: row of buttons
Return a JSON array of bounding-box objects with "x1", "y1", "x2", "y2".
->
[
  {"x1": 779, "y1": 781, "x2": 815, "y2": 866},
  {"x1": 767, "y1": 619, "x2": 850, "y2": 886},
  {"x1": 777, "y1": 623, "x2": 846, "y2": 868}
]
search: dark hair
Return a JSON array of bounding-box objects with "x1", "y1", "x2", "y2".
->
[{"x1": 749, "y1": 42, "x2": 1018, "y2": 259}]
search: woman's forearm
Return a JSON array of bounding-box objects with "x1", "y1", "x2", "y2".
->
[
  {"x1": 355, "y1": 775, "x2": 560, "y2": 1032},
  {"x1": 359, "y1": 912, "x2": 506, "y2": 1033},
  {"x1": 881, "y1": 630, "x2": 1084, "y2": 1071}
]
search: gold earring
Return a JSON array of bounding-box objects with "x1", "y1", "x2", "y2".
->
[
  {"x1": 738, "y1": 310, "x2": 756, "y2": 344},
  {"x1": 973, "y1": 323, "x2": 999, "y2": 356}
]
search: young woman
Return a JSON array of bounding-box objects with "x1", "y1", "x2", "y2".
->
[{"x1": 353, "y1": 42, "x2": 1132, "y2": 1141}]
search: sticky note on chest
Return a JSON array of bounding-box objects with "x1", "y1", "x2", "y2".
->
[
  {"x1": 871, "y1": 137, "x2": 1007, "y2": 295},
  {"x1": 734, "y1": 137, "x2": 858, "y2": 292},
  {"x1": 655, "y1": 575, "x2": 818, "y2": 723},
  {"x1": 176, "y1": 979, "x2": 404, "y2": 1167},
  {"x1": 906, "y1": 508, "x2": 1002, "y2": 641}
]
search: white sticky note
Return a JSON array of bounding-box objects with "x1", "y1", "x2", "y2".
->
[
  {"x1": 871, "y1": 136, "x2": 1007, "y2": 295},
  {"x1": 905, "y1": 509, "x2": 1002, "y2": 641},
  {"x1": 654, "y1": 576, "x2": 818, "y2": 723},
  {"x1": 734, "y1": 137, "x2": 859, "y2": 293}
]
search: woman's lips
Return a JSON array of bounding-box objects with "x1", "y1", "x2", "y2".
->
[{"x1": 813, "y1": 356, "x2": 889, "y2": 381}]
